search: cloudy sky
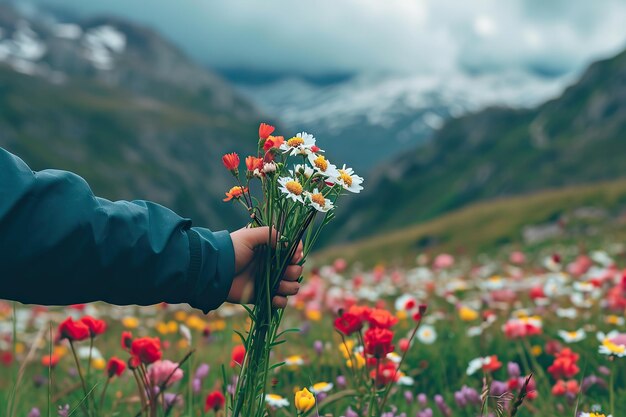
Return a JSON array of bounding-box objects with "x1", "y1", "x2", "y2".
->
[{"x1": 31, "y1": 0, "x2": 626, "y2": 79}]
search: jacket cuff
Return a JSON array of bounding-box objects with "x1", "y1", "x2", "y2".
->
[{"x1": 186, "y1": 228, "x2": 235, "y2": 314}]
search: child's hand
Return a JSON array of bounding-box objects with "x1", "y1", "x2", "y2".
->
[{"x1": 227, "y1": 227, "x2": 303, "y2": 308}]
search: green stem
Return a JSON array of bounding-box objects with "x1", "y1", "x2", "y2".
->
[{"x1": 69, "y1": 341, "x2": 91, "y2": 417}]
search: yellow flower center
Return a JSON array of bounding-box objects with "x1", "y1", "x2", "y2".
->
[
  {"x1": 267, "y1": 394, "x2": 283, "y2": 401},
  {"x1": 287, "y1": 137, "x2": 304, "y2": 147},
  {"x1": 567, "y1": 331, "x2": 579, "y2": 338},
  {"x1": 312, "y1": 382, "x2": 329, "y2": 391},
  {"x1": 311, "y1": 193, "x2": 326, "y2": 206},
  {"x1": 314, "y1": 156, "x2": 328, "y2": 172},
  {"x1": 338, "y1": 170, "x2": 353, "y2": 186},
  {"x1": 285, "y1": 181, "x2": 303, "y2": 195},
  {"x1": 603, "y1": 339, "x2": 626, "y2": 354}
]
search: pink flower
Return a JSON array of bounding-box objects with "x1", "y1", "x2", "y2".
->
[
  {"x1": 433, "y1": 253, "x2": 454, "y2": 269},
  {"x1": 148, "y1": 360, "x2": 183, "y2": 387}
]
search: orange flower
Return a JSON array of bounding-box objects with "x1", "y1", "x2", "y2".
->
[
  {"x1": 222, "y1": 153, "x2": 240, "y2": 172},
  {"x1": 259, "y1": 123, "x2": 275, "y2": 140},
  {"x1": 263, "y1": 136, "x2": 284, "y2": 152},
  {"x1": 223, "y1": 186, "x2": 248, "y2": 202},
  {"x1": 41, "y1": 353, "x2": 60, "y2": 368},
  {"x1": 245, "y1": 156, "x2": 263, "y2": 172},
  {"x1": 368, "y1": 309, "x2": 398, "y2": 329}
]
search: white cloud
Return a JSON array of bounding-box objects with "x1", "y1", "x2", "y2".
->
[{"x1": 36, "y1": 0, "x2": 626, "y2": 77}]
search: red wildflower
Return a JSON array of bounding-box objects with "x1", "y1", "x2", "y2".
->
[
  {"x1": 364, "y1": 328, "x2": 394, "y2": 358},
  {"x1": 347, "y1": 305, "x2": 372, "y2": 321},
  {"x1": 41, "y1": 353, "x2": 60, "y2": 368},
  {"x1": 370, "y1": 361, "x2": 399, "y2": 386},
  {"x1": 58, "y1": 317, "x2": 90, "y2": 342},
  {"x1": 258, "y1": 123, "x2": 275, "y2": 140},
  {"x1": 398, "y1": 338, "x2": 410, "y2": 352},
  {"x1": 106, "y1": 357, "x2": 126, "y2": 378},
  {"x1": 368, "y1": 309, "x2": 398, "y2": 329},
  {"x1": 223, "y1": 186, "x2": 248, "y2": 202},
  {"x1": 230, "y1": 344, "x2": 245, "y2": 368},
  {"x1": 551, "y1": 379, "x2": 579, "y2": 396},
  {"x1": 79, "y1": 316, "x2": 107, "y2": 337},
  {"x1": 482, "y1": 355, "x2": 502, "y2": 373},
  {"x1": 547, "y1": 348, "x2": 579, "y2": 380},
  {"x1": 334, "y1": 311, "x2": 363, "y2": 336},
  {"x1": 222, "y1": 153, "x2": 240, "y2": 172},
  {"x1": 205, "y1": 390, "x2": 226, "y2": 412},
  {"x1": 130, "y1": 337, "x2": 162, "y2": 364},
  {"x1": 121, "y1": 331, "x2": 133, "y2": 350}
]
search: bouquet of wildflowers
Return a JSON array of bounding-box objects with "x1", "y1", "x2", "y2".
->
[{"x1": 221, "y1": 123, "x2": 363, "y2": 416}]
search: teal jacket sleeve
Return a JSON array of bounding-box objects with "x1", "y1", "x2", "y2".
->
[{"x1": 0, "y1": 147, "x2": 234, "y2": 314}]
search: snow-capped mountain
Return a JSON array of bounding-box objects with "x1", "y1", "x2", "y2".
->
[{"x1": 237, "y1": 70, "x2": 576, "y2": 172}]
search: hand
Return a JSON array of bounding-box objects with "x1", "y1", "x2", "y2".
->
[{"x1": 227, "y1": 226, "x2": 303, "y2": 308}]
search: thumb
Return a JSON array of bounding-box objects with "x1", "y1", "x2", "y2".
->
[{"x1": 240, "y1": 226, "x2": 278, "y2": 249}]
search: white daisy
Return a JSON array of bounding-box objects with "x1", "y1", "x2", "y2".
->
[
  {"x1": 466, "y1": 357, "x2": 485, "y2": 376},
  {"x1": 596, "y1": 330, "x2": 620, "y2": 342},
  {"x1": 386, "y1": 352, "x2": 402, "y2": 363},
  {"x1": 293, "y1": 164, "x2": 314, "y2": 179},
  {"x1": 265, "y1": 394, "x2": 289, "y2": 408},
  {"x1": 277, "y1": 176, "x2": 305, "y2": 203},
  {"x1": 285, "y1": 355, "x2": 305, "y2": 367},
  {"x1": 556, "y1": 308, "x2": 578, "y2": 319},
  {"x1": 558, "y1": 329, "x2": 586, "y2": 343},
  {"x1": 304, "y1": 191, "x2": 334, "y2": 212},
  {"x1": 579, "y1": 413, "x2": 612, "y2": 417},
  {"x1": 307, "y1": 153, "x2": 339, "y2": 177},
  {"x1": 280, "y1": 132, "x2": 317, "y2": 156},
  {"x1": 416, "y1": 324, "x2": 437, "y2": 345},
  {"x1": 394, "y1": 294, "x2": 417, "y2": 312},
  {"x1": 329, "y1": 165, "x2": 364, "y2": 193},
  {"x1": 397, "y1": 374, "x2": 414, "y2": 386},
  {"x1": 310, "y1": 381, "x2": 333, "y2": 394}
]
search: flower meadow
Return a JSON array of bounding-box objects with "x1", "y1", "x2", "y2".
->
[{"x1": 2, "y1": 246, "x2": 626, "y2": 416}]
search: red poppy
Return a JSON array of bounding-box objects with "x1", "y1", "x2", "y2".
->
[
  {"x1": 205, "y1": 390, "x2": 226, "y2": 412},
  {"x1": 347, "y1": 305, "x2": 372, "y2": 321},
  {"x1": 551, "y1": 379, "x2": 579, "y2": 396},
  {"x1": 368, "y1": 309, "x2": 398, "y2": 329},
  {"x1": 79, "y1": 316, "x2": 107, "y2": 337},
  {"x1": 58, "y1": 317, "x2": 90, "y2": 342},
  {"x1": 547, "y1": 348, "x2": 579, "y2": 380},
  {"x1": 398, "y1": 338, "x2": 410, "y2": 352},
  {"x1": 106, "y1": 357, "x2": 126, "y2": 377},
  {"x1": 364, "y1": 327, "x2": 394, "y2": 358},
  {"x1": 128, "y1": 355, "x2": 140, "y2": 370},
  {"x1": 370, "y1": 361, "x2": 399, "y2": 386},
  {"x1": 230, "y1": 344, "x2": 245, "y2": 368},
  {"x1": 130, "y1": 337, "x2": 162, "y2": 364},
  {"x1": 121, "y1": 331, "x2": 133, "y2": 350},
  {"x1": 1, "y1": 351, "x2": 13, "y2": 366},
  {"x1": 41, "y1": 353, "x2": 60, "y2": 368},
  {"x1": 482, "y1": 355, "x2": 502, "y2": 373},
  {"x1": 222, "y1": 153, "x2": 240, "y2": 172},
  {"x1": 334, "y1": 311, "x2": 363, "y2": 336},
  {"x1": 258, "y1": 123, "x2": 275, "y2": 140}
]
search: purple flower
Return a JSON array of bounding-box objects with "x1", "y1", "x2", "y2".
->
[
  {"x1": 192, "y1": 378, "x2": 202, "y2": 394},
  {"x1": 489, "y1": 380, "x2": 508, "y2": 397},
  {"x1": 57, "y1": 404, "x2": 69, "y2": 417},
  {"x1": 404, "y1": 390, "x2": 414, "y2": 404},
  {"x1": 336, "y1": 375, "x2": 347, "y2": 387},
  {"x1": 417, "y1": 392, "x2": 428, "y2": 406},
  {"x1": 417, "y1": 408, "x2": 433, "y2": 417},
  {"x1": 317, "y1": 392, "x2": 328, "y2": 403},
  {"x1": 194, "y1": 363, "x2": 210, "y2": 380},
  {"x1": 344, "y1": 407, "x2": 359, "y2": 417},
  {"x1": 507, "y1": 362, "x2": 521, "y2": 378},
  {"x1": 28, "y1": 408, "x2": 41, "y2": 417},
  {"x1": 454, "y1": 390, "x2": 467, "y2": 407},
  {"x1": 581, "y1": 374, "x2": 608, "y2": 392},
  {"x1": 460, "y1": 385, "x2": 481, "y2": 405},
  {"x1": 434, "y1": 395, "x2": 452, "y2": 417},
  {"x1": 163, "y1": 392, "x2": 183, "y2": 409},
  {"x1": 314, "y1": 340, "x2": 324, "y2": 355}
]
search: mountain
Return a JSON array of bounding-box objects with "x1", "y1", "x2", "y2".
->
[
  {"x1": 233, "y1": 70, "x2": 573, "y2": 173},
  {"x1": 0, "y1": 3, "x2": 262, "y2": 230},
  {"x1": 326, "y1": 47, "x2": 626, "y2": 243}
]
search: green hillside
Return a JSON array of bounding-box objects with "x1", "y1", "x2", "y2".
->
[
  {"x1": 329, "y1": 48, "x2": 626, "y2": 243},
  {"x1": 317, "y1": 179, "x2": 626, "y2": 266}
]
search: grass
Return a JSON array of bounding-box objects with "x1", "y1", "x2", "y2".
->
[{"x1": 316, "y1": 178, "x2": 626, "y2": 266}]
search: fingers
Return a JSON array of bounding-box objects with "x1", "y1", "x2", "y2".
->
[
  {"x1": 291, "y1": 240, "x2": 304, "y2": 264},
  {"x1": 284, "y1": 265, "x2": 303, "y2": 281},
  {"x1": 272, "y1": 295, "x2": 288, "y2": 309},
  {"x1": 276, "y1": 280, "x2": 300, "y2": 297},
  {"x1": 240, "y1": 226, "x2": 278, "y2": 249}
]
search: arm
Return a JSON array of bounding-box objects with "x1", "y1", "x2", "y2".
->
[{"x1": 0, "y1": 147, "x2": 234, "y2": 313}]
